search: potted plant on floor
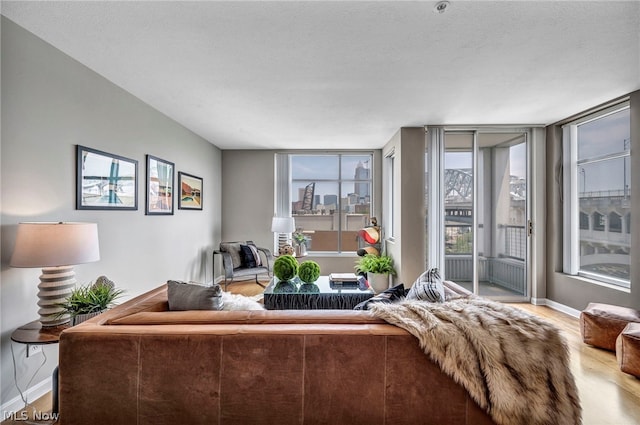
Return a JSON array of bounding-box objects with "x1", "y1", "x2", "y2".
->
[
  {"x1": 355, "y1": 254, "x2": 396, "y2": 293},
  {"x1": 56, "y1": 276, "x2": 125, "y2": 325}
]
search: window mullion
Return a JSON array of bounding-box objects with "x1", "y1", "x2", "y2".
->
[
  {"x1": 337, "y1": 155, "x2": 343, "y2": 253},
  {"x1": 562, "y1": 125, "x2": 579, "y2": 275}
]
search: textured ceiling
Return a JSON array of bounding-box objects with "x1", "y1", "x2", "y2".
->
[{"x1": 2, "y1": 1, "x2": 639, "y2": 149}]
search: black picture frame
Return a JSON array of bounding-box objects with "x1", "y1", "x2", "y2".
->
[
  {"x1": 76, "y1": 145, "x2": 138, "y2": 210},
  {"x1": 178, "y1": 172, "x2": 203, "y2": 210},
  {"x1": 146, "y1": 155, "x2": 175, "y2": 215}
]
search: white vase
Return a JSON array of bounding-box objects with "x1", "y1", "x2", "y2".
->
[
  {"x1": 72, "y1": 311, "x2": 103, "y2": 326},
  {"x1": 367, "y1": 272, "x2": 390, "y2": 293}
]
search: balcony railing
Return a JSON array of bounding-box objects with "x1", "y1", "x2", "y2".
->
[
  {"x1": 446, "y1": 224, "x2": 526, "y2": 261},
  {"x1": 445, "y1": 223, "x2": 526, "y2": 295},
  {"x1": 445, "y1": 255, "x2": 525, "y2": 295},
  {"x1": 504, "y1": 225, "x2": 526, "y2": 260}
]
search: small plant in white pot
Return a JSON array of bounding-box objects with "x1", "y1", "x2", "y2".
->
[
  {"x1": 56, "y1": 276, "x2": 124, "y2": 325},
  {"x1": 354, "y1": 254, "x2": 396, "y2": 293}
]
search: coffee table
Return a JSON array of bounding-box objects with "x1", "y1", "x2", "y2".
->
[{"x1": 263, "y1": 276, "x2": 374, "y2": 310}]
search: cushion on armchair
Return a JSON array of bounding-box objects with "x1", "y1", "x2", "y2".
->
[
  {"x1": 240, "y1": 244, "x2": 262, "y2": 268},
  {"x1": 219, "y1": 243, "x2": 243, "y2": 269}
]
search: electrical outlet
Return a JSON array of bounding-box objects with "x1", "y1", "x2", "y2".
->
[{"x1": 27, "y1": 344, "x2": 42, "y2": 358}]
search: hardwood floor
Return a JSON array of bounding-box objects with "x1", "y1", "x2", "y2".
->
[
  {"x1": 511, "y1": 303, "x2": 640, "y2": 425},
  {"x1": 3, "y1": 286, "x2": 639, "y2": 425}
]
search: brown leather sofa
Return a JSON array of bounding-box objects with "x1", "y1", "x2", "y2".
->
[{"x1": 59, "y1": 283, "x2": 496, "y2": 425}]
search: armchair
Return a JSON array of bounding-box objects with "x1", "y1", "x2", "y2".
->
[{"x1": 214, "y1": 241, "x2": 274, "y2": 290}]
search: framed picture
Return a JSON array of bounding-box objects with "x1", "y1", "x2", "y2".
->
[
  {"x1": 178, "y1": 172, "x2": 203, "y2": 210},
  {"x1": 146, "y1": 155, "x2": 175, "y2": 215},
  {"x1": 76, "y1": 145, "x2": 138, "y2": 210}
]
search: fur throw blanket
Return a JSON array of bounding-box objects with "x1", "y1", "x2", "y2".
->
[
  {"x1": 221, "y1": 292, "x2": 265, "y2": 310},
  {"x1": 369, "y1": 297, "x2": 581, "y2": 425}
]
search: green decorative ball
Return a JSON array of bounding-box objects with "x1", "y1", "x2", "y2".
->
[
  {"x1": 273, "y1": 255, "x2": 299, "y2": 281},
  {"x1": 298, "y1": 260, "x2": 321, "y2": 284}
]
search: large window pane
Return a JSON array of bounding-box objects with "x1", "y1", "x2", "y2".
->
[
  {"x1": 291, "y1": 155, "x2": 338, "y2": 180},
  {"x1": 578, "y1": 108, "x2": 630, "y2": 159},
  {"x1": 575, "y1": 106, "x2": 631, "y2": 285},
  {"x1": 290, "y1": 154, "x2": 372, "y2": 253}
]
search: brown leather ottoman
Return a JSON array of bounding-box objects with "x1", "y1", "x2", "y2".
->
[
  {"x1": 616, "y1": 323, "x2": 640, "y2": 377},
  {"x1": 580, "y1": 303, "x2": 640, "y2": 351}
]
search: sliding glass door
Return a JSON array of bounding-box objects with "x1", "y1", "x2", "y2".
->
[
  {"x1": 443, "y1": 132, "x2": 475, "y2": 290},
  {"x1": 429, "y1": 128, "x2": 529, "y2": 300}
]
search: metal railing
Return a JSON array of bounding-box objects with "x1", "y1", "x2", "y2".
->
[
  {"x1": 445, "y1": 223, "x2": 526, "y2": 294},
  {"x1": 445, "y1": 224, "x2": 526, "y2": 261},
  {"x1": 504, "y1": 225, "x2": 526, "y2": 260},
  {"x1": 445, "y1": 255, "x2": 525, "y2": 294}
]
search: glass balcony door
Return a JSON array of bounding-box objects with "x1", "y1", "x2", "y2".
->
[{"x1": 429, "y1": 128, "x2": 530, "y2": 300}]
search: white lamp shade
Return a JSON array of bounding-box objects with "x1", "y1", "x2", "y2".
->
[
  {"x1": 271, "y1": 217, "x2": 296, "y2": 233},
  {"x1": 10, "y1": 222, "x2": 100, "y2": 268}
]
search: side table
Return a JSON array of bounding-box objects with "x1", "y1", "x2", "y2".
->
[{"x1": 11, "y1": 320, "x2": 69, "y2": 415}]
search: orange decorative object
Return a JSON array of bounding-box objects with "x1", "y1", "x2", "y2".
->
[{"x1": 358, "y1": 227, "x2": 379, "y2": 245}]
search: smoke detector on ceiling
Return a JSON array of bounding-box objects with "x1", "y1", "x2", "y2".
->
[{"x1": 433, "y1": 1, "x2": 450, "y2": 14}]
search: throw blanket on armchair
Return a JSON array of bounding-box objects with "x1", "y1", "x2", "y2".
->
[{"x1": 369, "y1": 297, "x2": 582, "y2": 425}]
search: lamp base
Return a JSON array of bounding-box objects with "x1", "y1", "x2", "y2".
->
[{"x1": 37, "y1": 266, "x2": 75, "y2": 327}]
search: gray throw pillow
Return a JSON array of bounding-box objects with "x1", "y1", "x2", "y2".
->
[
  {"x1": 167, "y1": 280, "x2": 224, "y2": 311},
  {"x1": 220, "y1": 243, "x2": 243, "y2": 269},
  {"x1": 406, "y1": 268, "x2": 445, "y2": 303}
]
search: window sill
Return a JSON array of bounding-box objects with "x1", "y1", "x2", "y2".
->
[
  {"x1": 563, "y1": 273, "x2": 631, "y2": 293},
  {"x1": 305, "y1": 252, "x2": 359, "y2": 258}
]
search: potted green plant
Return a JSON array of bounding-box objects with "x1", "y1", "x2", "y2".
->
[
  {"x1": 56, "y1": 276, "x2": 124, "y2": 325},
  {"x1": 354, "y1": 254, "x2": 396, "y2": 293},
  {"x1": 292, "y1": 229, "x2": 309, "y2": 256}
]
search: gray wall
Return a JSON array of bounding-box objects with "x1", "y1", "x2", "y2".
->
[
  {"x1": 545, "y1": 90, "x2": 640, "y2": 311},
  {"x1": 530, "y1": 128, "x2": 548, "y2": 302},
  {"x1": 0, "y1": 17, "x2": 222, "y2": 408},
  {"x1": 221, "y1": 150, "x2": 276, "y2": 249},
  {"x1": 383, "y1": 128, "x2": 426, "y2": 286}
]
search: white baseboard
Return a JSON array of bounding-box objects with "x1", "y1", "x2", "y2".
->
[
  {"x1": 1, "y1": 377, "x2": 52, "y2": 417},
  {"x1": 530, "y1": 297, "x2": 546, "y2": 306},
  {"x1": 530, "y1": 297, "x2": 581, "y2": 318}
]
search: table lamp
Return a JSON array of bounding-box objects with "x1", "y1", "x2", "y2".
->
[
  {"x1": 271, "y1": 217, "x2": 295, "y2": 250},
  {"x1": 10, "y1": 222, "x2": 100, "y2": 327}
]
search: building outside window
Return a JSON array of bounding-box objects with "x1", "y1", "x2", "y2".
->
[
  {"x1": 284, "y1": 153, "x2": 373, "y2": 253},
  {"x1": 563, "y1": 104, "x2": 631, "y2": 287}
]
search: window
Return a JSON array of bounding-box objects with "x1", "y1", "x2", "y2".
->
[
  {"x1": 277, "y1": 153, "x2": 373, "y2": 253},
  {"x1": 563, "y1": 103, "x2": 631, "y2": 287},
  {"x1": 384, "y1": 151, "x2": 395, "y2": 239}
]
